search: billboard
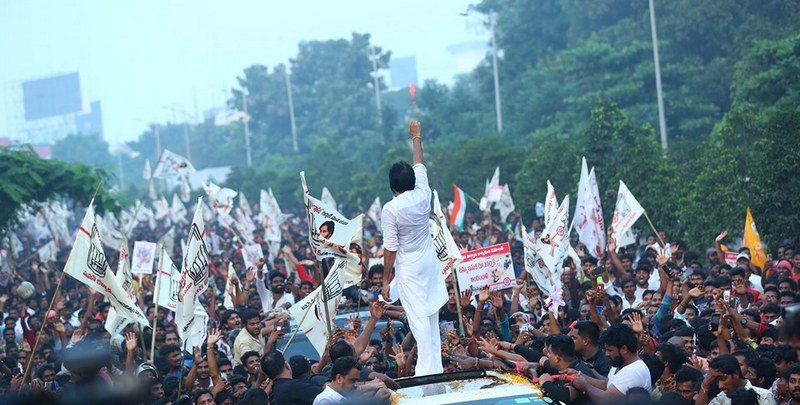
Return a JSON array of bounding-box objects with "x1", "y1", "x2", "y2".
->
[{"x1": 22, "y1": 73, "x2": 83, "y2": 121}]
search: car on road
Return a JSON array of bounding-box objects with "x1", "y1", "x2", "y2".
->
[{"x1": 391, "y1": 369, "x2": 552, "y2": 405}]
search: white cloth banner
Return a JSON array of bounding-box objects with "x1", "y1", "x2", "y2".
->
[
  {"x1": 259, "y1": 189, "x2": 282, "y2": 242},
  {"x1": 611, "y1": 180, "x2": 644, "y2": 246},
  {"x1": 156, "y1": 245, "x2": 181, "y2": 311},
  {"x1": 37, "y1": 241, "x2": 57, "y2": 263},
  {"x1": 171, "y1": 195, "x2": 187, "y2": 224},
  {"x1": 176, "y1": 197, "x2": 210, "y2": 350},
  {"x1": 521, "y1": 224, "x2": 554, "y2": 294},
  {"x1": 204, "y1": 182, "x2": 237, "y2": 218},
  {"x1": 367, "y1": 197, "x2": 381, "y2": 227},
  {"x1": 537, "y1": 195, "x2": 570, "y2": 276},
  {"x1": 132, "y1": 241, "x2": 157, "y2": 274},
  {"x1": 239, "y1": 193, "x2": 252, "y2": 216},
  {"x1": 573, "y1": 158, "x2": 605, "y2": 257},
  {"x1": 430, "y1": 190, "x2": 463, "y2": 281},
  {"x1": 300, "y1": 172, "x2": 360, "y2": 264},
  {"x1": 105, "y1": 241, "x2": 136, "y2": 336},
  {"x1": 223, "y1": 262, "x2": 240, "y2": 310},
  {"x1": 64, "y1": 203, "x2": 148, "y2": 327},
  {"x1": 153, "y1": 149, "x2": 196, "y2": 179},
  {"x1": 544, "y1": 180, "x2": 557, "y2": 227},
  {"x1": 288, "y1": 259, "x2": 345, "y2": 357},
  {"x1": 343, "y1": 219, "x2": 364, "y2": 289},
  {"x1": 242, "y1": 244, "x2": 264, "y2": 270},
  {"x1": 321, "y1": 187, "x2": 338, "y2": 212},
  {"x1": 497, "y1": 184, "x2": 515, "y2": 221}
]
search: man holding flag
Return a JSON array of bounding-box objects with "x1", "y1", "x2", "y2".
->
[{"x1": 381, "y1": 120, "x2": 447, "y2": 376}]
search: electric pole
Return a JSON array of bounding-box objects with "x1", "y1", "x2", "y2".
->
[
  {"x1": 490, "y1": 10, "x2": 503, "y2": 133},
  {"x1": 285, "y1": 71, "x2": 298, "y2": 152},
  {"x1": 369, "y1": 46, "x2": 383, "y2": 126},
  {"x1": 649, "y1": 0, "x2": 668, "y2": 149},
  {"x1": 243, "y1": 92, "x2": 252, "y2": 168}
]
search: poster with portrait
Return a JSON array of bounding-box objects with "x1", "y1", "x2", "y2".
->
[
  {"x1": 132, "y1": 241, "x2": 157, "y2": 274},
  {"x1": 455, "y1": 243, "x2": 516, "y2": 293}
]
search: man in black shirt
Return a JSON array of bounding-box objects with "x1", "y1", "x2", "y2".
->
[
  {"x1": 568, "y1": 320, "x2": 611, "y2": 376},
  {"x1": 260, "y1": 350, "x2": 323, "y2": 405},
  {"x1": 538, "y1": 335, "x2": 598, "y2": 405}
]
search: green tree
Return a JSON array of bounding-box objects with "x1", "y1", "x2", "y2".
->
[{"x1": 52, "y1": 133, "x2": 115, "y2": 168}]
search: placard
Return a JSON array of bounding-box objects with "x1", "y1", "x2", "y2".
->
[
  {"x1": 131, "y1": 241, "x2": 157, "y2": 274},
  {"x1": 456, "y1": 243, "x2": 516, "y2": 292}
]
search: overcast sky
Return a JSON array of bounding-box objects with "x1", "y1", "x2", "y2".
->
[{"x1": 0, "y1": 1, "x2": 487, "y2": 145}]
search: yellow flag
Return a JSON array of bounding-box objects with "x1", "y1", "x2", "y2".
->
[{"x1": 744, "y1": 208, "x2": 767, "y2": 270}]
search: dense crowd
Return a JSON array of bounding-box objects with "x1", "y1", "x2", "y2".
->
[{"x1": 0, "y1": 189, "x2": 799, "y2": 405}]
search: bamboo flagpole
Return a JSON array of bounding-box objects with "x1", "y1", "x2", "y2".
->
[
  {"x1": 149, "y1": 245, "x2": 163, "y2": 362},
  {"x1": 642, "y1": 210, "x2": 666, "y2": 248}
]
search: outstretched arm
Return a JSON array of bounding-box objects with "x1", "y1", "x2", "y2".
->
[{"x1": 409, "y1": 120, "x2": 423, "y2": 165}]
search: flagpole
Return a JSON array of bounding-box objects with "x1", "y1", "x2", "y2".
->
[
  {"x1": 318, "y1": 260, "x2": 333, "y2": 338},
  {"x1": 22, "y1": 271, "x2": 66, "y2": 383},
  {"x1": 642, "y1": 210, "x2": 666, "y2": 247},
  {"x1": 451, "y1": 273, "x2": 466, "y2": 337},
  {"x1": 280, "y1": 294, "x2": 315, "y2": 354},
  {"x1": 150, "y1": 246, "x2": 163, "y2": 362}
]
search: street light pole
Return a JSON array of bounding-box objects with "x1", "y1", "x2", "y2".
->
[
  {"x1": 183, "y1": 122, "x2": 191, "y2": 162},
  {"x1": 285, "y1": 71, "x2": 298, "y2": 152},
  {"x1": 490, "y1": 10, "x2": 503, "y2": 133},
  {"x1": 649, "y1": 0, "x2": 668, "y2": 149},
  {"x1": 243, "y1": 92, "x2": 252, "y2": 167},
  {"x1": 369, "y1": 46, "x2": 383, "y2": 126}
]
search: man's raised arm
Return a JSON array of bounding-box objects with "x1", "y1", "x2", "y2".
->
[{"x1": 410, "y1": 120, "x2": 423, "y2": 165}]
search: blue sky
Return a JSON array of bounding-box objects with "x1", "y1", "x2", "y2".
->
[{"x1": 0, "y1": 1, "x2": 487, "y2": 145}]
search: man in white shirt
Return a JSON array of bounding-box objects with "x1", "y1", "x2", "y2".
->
[
  {"x1": 572, "y1": 324, "x2": 651, "y2": 401},
  {"x1": 381, "y1": 120, "x2": 448, "y2": 376},
  {"x1": 255, "y1": 259, "x2": 295, "y2": 312},
  {"x1": 697, "y1": 354, "x2": 774, "y2": 405},
  {"x1": 313, "y1": 357, "x2": 361, "y2": 405}
]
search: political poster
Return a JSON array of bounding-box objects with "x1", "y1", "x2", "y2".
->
[
  {"x1": 455, "y1": 243, "x2": 516, "y2": 293},
  {"x1": 132, "y1": 241, "x2": 157, "y2": 274}
]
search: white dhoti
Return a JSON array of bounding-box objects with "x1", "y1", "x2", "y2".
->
[{"x1": 389, "y1": 245, "x2": 448, "y2": 376}]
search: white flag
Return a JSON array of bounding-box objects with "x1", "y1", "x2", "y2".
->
[
  {"x1": 223, "y1": 262, "x2": 239, "y2": 310},
  {"x1": 537, "y1": 195, "x2": 570, "y2": 275},
  {"x1": 321, "y1": 187, "x2": 337, "y2": 212},
  {"x1": 98, "y1": 214, "x2": 126, "y2": 250},
  {"x1": 204, "y1": 182, "x2": 237, "y2": 217},
  {"x1": 544, "y1": 180, "x2": 557, "y2": 227},
  {"x1": 611, "y1": 180, "x2": 644, "y2": 246},
  {"x1": 259, "y1": 189, "x2": 282, "y2": 243},
  {"x1": 142, "y1": 159, "x2": 151, "y2": 180},
  {"x1": 366, "y1": 197, "x2": 381, "y2": 227},
  {"x1": 287, "y1": 259, "x2": 345, "y2": 357},
  {"x1": 152, "y1": 149, "x2": 195, "y2": 179},
  {"x1": 180, "y1": 176, "x2": 191, "y2": 203},
  {"x1": 176, "y1": 197, "x2": 210, "y2": 350},
  {"x1": 171, "y1": 195, "x2": 187, "y2": 224},
  {"x1": 241, "y1": 244, "x2": 264, "y2": 270},
  {"x1": 497, "y1": 184, "x2": 515, "y2": 221},
  {"x1": 148, "y1": 181, "x2": 158, "y2": 201},
  {"x1": 64, "y1": 203, "x2": 149, "y2": 327},
  {"x1": 105, "y1": 240, "x2": 136, "y2": 336},
  {"x1": 521, "y1": 224, "x2": 553, "y2": 294},
  {"x1": 37, "y1": 241, "x2": 57, "y2": 263},
  {"x1": 153, "y1": 197, "x2": 171, "y2": 222},
  {"x1": 300, "y1": 172, "x2": 361, "y2": 264},
  {"x1": 156, "y1": 245, "x2": 180, "y2": 312},
  {"x1": 239, "y1": 193, "x2": 252, "y2": 216},
  {"x1": 429, "y1": 190, "x2": 463, "y2": 280},
  {"x1": 573, "y1": 158, "x2": 605, "y2": 257}
]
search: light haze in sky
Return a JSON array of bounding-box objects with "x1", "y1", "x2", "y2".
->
[{"x1": 0, "y1": 1, "x2": 487, "y2": 145}]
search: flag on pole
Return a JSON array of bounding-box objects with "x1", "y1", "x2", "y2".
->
[
  {"x1": 544, "y1": 180, "x2": 557, "y2": 227},
  {"x1": 179, "y1": 176, "x2": 191, "y2": 203},
  {"x1": 156, "y1": 245, "x2": 180, "y2": 311},
  {"x1": 430, "y1": 190, "x2": 463, "y2": 280},
  {"x1": 587, "y1": 168, "x2": 606, "y2": 255},
  {"x1": 538, "y1": 195, "x2": 570, "y2": 274},
  {"x1": 521, "y1": 224, "x2": 553, "y2": 294},
  {"x1": 610, "y1": 180, "x2": 644, "y2": 246},
  {"x1": 259, "y1": 189, "x2": 281, "y2": 243},
  {"x1": 497, "y1": 184, "x2": 515, "y2": 222},
  {"x1": 64, "y1": 202, "x2": 149, "y2": 327},
  {"x1": 450, "y1": 185, "x2": 467, "y2": 231},
  {"x1": 223, "y1": 262, "x2": 239, "y2": 310},
  {"x1": 287, "y1": 259, "x2": 345, "y2": 357},
  {"x1": 142, "y1": 159, "x2": 151, "y2": 180},
  {"x1": 105, "y1": 240, "x2": 136, "y2": 336},
  {"x1": 152, "y1": 149, "x2": 195, "y2": 179},
  {"x1": 300, "y1": 172, "x2": 361, "y2": 264},
  {"x1": 176, "y1": 197, "x2": 210, "y2": 350},
  {"x1": 573, "y1": 158, "x2": 606, "y2": 257},
  {"x1": 203, "y1": 182, "x2": 236, "y2": 217},
  {"x1": 744, "y1": 208, "x2": 767, "y2": 270},
  {"x1": 171, "y1": 195, "x2": 187, "y2": 224},
  {"x1": 321, "y1": 187, "x2": 337, "y2": 212},
  {"x1": 239, "y1": 193, "x2": 252, "y2": 216},
  {"x1": 367, "y1": 197, "x2": 382, "y2": 227}
]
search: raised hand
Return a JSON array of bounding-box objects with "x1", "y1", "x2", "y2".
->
[
  {"x1": 489, "y1": 291, "x2": 503, "y2": 309},
  {"x1": 460, "y1": 290, "x2": 472, "y2": 307},
  {"x1": 343, "y1": 330, "x2": 358, "y2": 345},
  {"x1": 389, "y1": 343, "x2": 407, "y2": 369},
  {"x1": 408, "y1": 120, "x2": 421, "y2": 139},
  {"x1": 688, "y1": 286, "x2": 703, "y2": 298},
  {"x1": 478, "y1": 286, "x2": 490, "y2": 303},
  {"x1": 715, "y1": 230, "x2": 728, "y2": 244},
  {"x1": 630, "y1": 312, "x2": 644, "y2": 334},
  {"x1": 125, "y1": 332, "x2": 137, "y2": 352},
  {"x1": 370, "y1": 301, "x2": 386, "y2": 319},
  {"x1": 207, "y1": 328, "x2": 223, "y2": 346},
  {"x1": 657, "y1": 252, "x2": 669, "y2": 267}
]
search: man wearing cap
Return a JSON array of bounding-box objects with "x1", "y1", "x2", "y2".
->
[{"x1": 736, "y1": 252, "x2": 764, "y2": 294}]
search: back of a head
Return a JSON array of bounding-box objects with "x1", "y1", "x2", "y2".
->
[
  {"x1": 239, "y1": 388, "x2": 269, "y2": 405},
  {"x1": 657, "y1": 343, "x2": 689, "y2": 373},
  {"x1": 574, "y1": 320, "x2": 600, "y2": 345},
  {"x1": 260, "y1": 350, "x2": 285, "y2": 380},
  {"x1": 709, "y1": 354, "x2": 742, "y2": 377},
  {"x1": 330, "y1": 340, "x2": 355, "y2": 362},
  {"x1": 544, "y1": 334, "x2": 576, "y2": 360},
  {"x1": 388, "y1": 161, "x2": 415, "y2": 193},
  {"x1": 729, "y1": 387, "x2": 759, "y2": 405},
  {"x1": 600, "y1": 324, "x2": 638, "y2": 353},
  {"x1": 289, "y1": 355, "x2": 311, "y2": 378},
  {"x1": 331, "y1": 356, "x2": 361, "y2": 380},
  {"x1": 674, "y1": 366, "x2": 703, "y2": 388}
]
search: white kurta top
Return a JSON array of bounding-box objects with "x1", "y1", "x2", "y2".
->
[{"x1": 381, "y1": 163, "x2": 448, "y2": 318}]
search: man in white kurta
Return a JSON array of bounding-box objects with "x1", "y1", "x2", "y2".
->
[{"x1": 381, "y1": 120, "x2": 448, "y2": 376}]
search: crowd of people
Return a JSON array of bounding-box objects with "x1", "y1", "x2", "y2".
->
[{"x1": 1, "y1": 161, "x2": 800, "y2": 404}]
